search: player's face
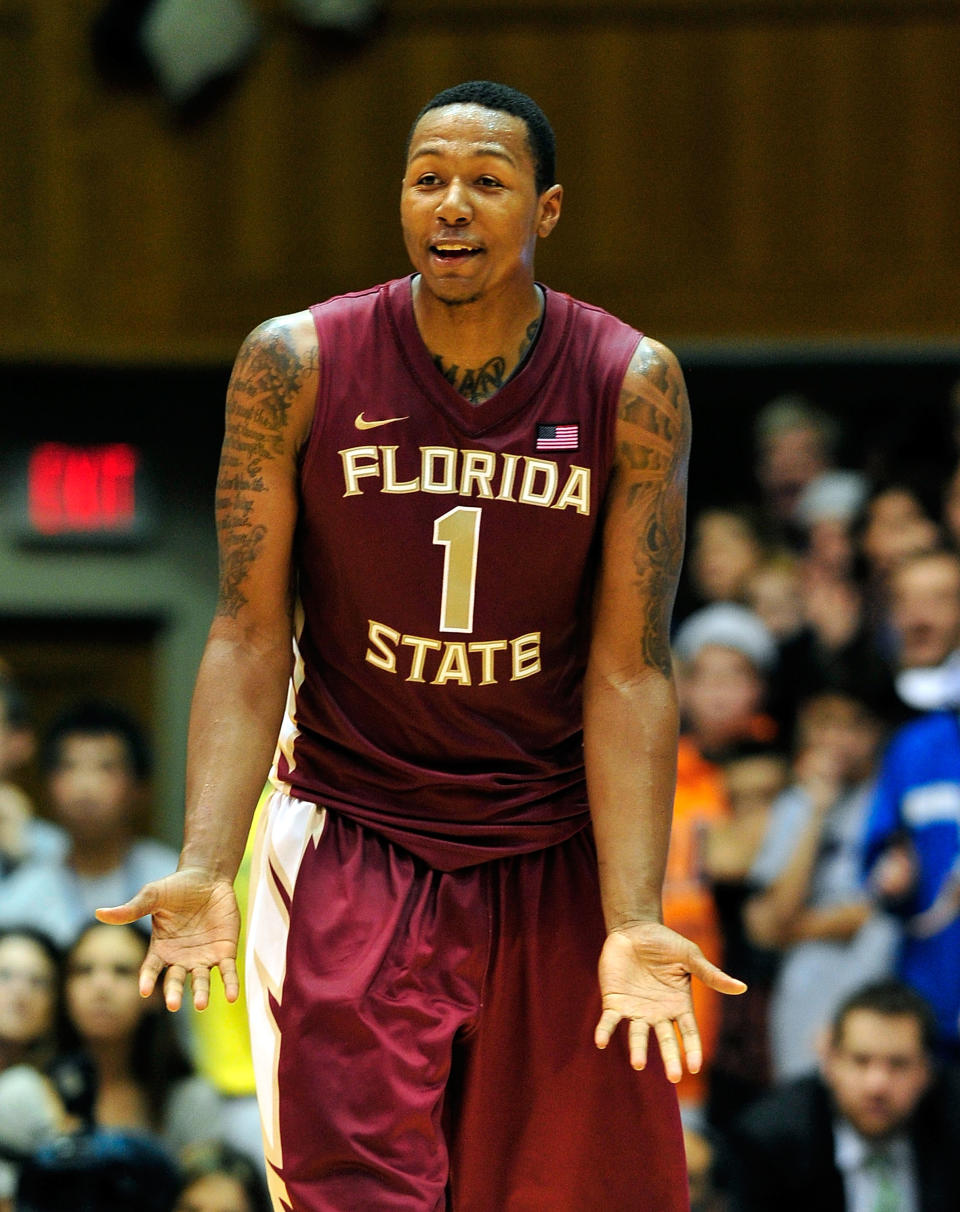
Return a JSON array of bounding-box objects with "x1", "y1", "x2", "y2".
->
[
  {"x1": 823, "y1": 1010, "x2": 931, "y2": 1140},
  {"x1": 401, "y1": 103, "x2": 561, "y2": 307}
]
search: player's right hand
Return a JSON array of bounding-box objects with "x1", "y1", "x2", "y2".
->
[{"x1": 96, "y1": 866, "x2": 241, "y2": 1013}]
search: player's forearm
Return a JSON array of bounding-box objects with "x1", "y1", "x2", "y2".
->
[
  {"x1": 179, "y1": 620, "x2": 292, "y2": 881},
  {"x1": 584, "y1": 666, "x2": 679, "y2": 931}
]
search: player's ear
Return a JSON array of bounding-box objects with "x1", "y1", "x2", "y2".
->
[{"x1": 537, "y1": 185, "x2": 562, "y2": 238}]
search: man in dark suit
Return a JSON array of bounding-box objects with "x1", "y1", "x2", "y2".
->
[{"x1": 728, "y1": 980, "x2": 960, "y2": 1211}]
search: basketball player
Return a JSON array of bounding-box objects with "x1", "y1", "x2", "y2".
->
[{"x1": 99, "y1": 81, "x2": 745, "y2": 1210}]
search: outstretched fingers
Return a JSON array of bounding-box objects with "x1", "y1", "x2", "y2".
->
[
  {"x1": 138, "y1": 949, "x2": 165, "y2": 999},
  {"x1": 595, "y1": 1007, "x2": 705, "y2": 1084},
  {"x1": 674, "y1": 1011, "x2": 702, "y2": 1076},
  {"x1": 219, "y1": 957, "x2": 241, "y2": 1004},
  {"x1": 629, "y1": 1018, "x2": 651, "y2": 1072},
  {"x1": 594, "y1": 1007, "x2": 622, "y2": 1051},
  {"x1": 161, "y1": 964, "x2": 188, "y2": 1013}
]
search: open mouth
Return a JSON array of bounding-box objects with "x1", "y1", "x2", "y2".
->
[{"x1": 430, "y1": 243, "x2": 482, "y2": 262}]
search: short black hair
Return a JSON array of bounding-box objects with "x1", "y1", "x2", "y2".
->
[
  {"x1": 831, "y1": 980, "x2": 939, "y2": 1055},
  {"x1": 41, "y1": 700, "x2": 152, "y2": 782},
  {"x1": 407, "y1": 80, "x2": 556, "y2": 196}
]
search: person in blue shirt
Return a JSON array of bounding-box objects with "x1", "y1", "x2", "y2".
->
[{"x1": 863, "y1": 707, "x2": 960, "y2": 1062}]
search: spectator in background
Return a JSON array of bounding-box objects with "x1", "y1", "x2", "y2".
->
[
  {"x1": 743, "y1": 551, "x2": 806, "y2": 645},
  {"x1": 863, "y1": 666, "x2": 960, "y2": 1065},
  {"x1": 745, "y1": 550, "x2": 829, "y2": 739},
  {"x1": 753, "y1": 394, "x2": 838, "y2": 542},
  {"x1": 794, "y1": 469, "x2": 868, "y2": 587},
  {"x1": 703, "y1": 741, "x2": 789, "y2": 1127},
  {"x1": 728, "y1": 980, "x2": 960, "y2": 1212},
  {"x1": 0, "y1": 1061, "x2": 75, "y2": 1212},
  {"x1": 174, "y1": 1140, "x2": 271, "y2": 1212},
  {"x1": 0, "y1": 701, "x2": 177, "y2": 947},
  {"x1": 0, "y1": 673, "x2": 65, "y2": 879},
  {"x1": 745, "y1": 691, "x2": 897, "y2": 1081},
  {"x1": 0, "y1": 926, "x2": 64, "y2": 1079},
  {"x1": 667, "y1": 603, "x2": 778, "y2": 1119},
  {"x1": 857, "y1": 482, "x2": 941, "y2": 595},
  {"x1": 887, "y1": 548, "x2": 960, "y2": 676},
  {"x1": 61, "y1": 921, "x2": 222, "y2": 1158},
  {"x1": 755, "y1": 478, "x2": 905, "y2": 727},
  {"x1": 680, "y1": 507, "x2": 767, "y2": 620},
  {"x1": 0, "y1": 927, "x2": 70, "y2": 1209},
  {"x1": 683, "y1": 1121, "x2": 730, "y2": 1212}
]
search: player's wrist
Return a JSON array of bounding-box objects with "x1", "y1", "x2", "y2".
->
[{"x1": 603, "y1": 905, "x2": 664, "y2": 935}]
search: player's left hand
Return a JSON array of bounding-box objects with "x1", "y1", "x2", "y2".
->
[{"x1": 594, "y1": 921, "x2": 746, "y2": 1083}]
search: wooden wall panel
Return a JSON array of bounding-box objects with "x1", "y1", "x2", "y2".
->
[{"x1": 1, "y1": 0, "x2": 958, "y2": 362}]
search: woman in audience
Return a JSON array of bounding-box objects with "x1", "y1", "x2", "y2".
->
[
  {"x1": 0, "y1": 926, "x2": 71, "y2": 1208},
  {"x1": 0, "y1": 926, "x2": 64, "y2": 1077},
  {"x1": 62, "y1": 920, "x2": 222, "y2": 1158}
]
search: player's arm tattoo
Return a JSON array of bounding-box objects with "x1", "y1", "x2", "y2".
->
[
  {"x1": 215, "y1": 321, "x2": 313, "y2": 618},
  {"x1": 615, "y1": 340, "x2": 690, "y2": 678}
]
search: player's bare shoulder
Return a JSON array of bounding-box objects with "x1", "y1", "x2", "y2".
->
[
  {"x1": 226, "y1": 309, "x2": 320, "y2": 458},
  {"x1": 614, "y1": 336, "x2": 691, "y2": 488}
]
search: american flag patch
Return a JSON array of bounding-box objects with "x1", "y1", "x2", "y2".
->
[{"x1": 536, "y1": 423, "x2": 579, "y2": 451}]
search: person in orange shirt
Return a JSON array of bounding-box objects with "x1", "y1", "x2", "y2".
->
[{"x1": 668, "y1": 603, "x2": 778, "y2": 1118}]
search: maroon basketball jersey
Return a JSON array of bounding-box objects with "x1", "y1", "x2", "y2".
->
[{"x1": 271, "y1": 275, "x2": 641, "y2": 869}]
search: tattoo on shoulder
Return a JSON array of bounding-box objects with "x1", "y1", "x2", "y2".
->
[
  {"x1": 632, "y1": 339, "x2": 685, "y2": 412},
  {"x1": 214, "y1": 322, "x2": 310, "y2": 618},
  {"x1": 614, "y1": 346, "x2": 690, "y2": 677}
]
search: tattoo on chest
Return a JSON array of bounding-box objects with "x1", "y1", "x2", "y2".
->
[
  {"x1": 433, "y1": 354, "x2": 507, "y2": 404},
  {"x1": 431, "y1": 316, "x2": 542, "y2": 405}
]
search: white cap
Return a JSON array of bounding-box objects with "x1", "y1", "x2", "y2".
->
[
  {"x1": 673, "y1": 602, "x2": 778, "y2": 671},
  {"x1": 795, "y1": 470, "x2": 869, "y2": 526}
]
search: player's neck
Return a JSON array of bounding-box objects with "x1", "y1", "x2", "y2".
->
[{"x1": 412, "y1": 276, "x2": 544, "y2": 405}]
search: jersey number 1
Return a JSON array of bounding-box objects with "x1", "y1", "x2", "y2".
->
[{"x1": 433, "y1": 506, "x2": 481, "y2": 633}]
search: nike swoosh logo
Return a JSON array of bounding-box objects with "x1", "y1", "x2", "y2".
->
[{"x1": 355, "y1": 412, "x2": 409, "y2": 430}]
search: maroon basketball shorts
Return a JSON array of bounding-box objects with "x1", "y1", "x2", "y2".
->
[{"x1": 246, "y1": 791, "x2": 688, "y2": 1212}]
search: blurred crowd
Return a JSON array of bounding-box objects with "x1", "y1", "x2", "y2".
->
[
  {"x1": 666, "y1": 389, "x2": 960, "y2": 1208},
  {"x1": 0, "y1": 690, "x2": 266, "y2": 1211},
  {"x1": 3, "y1": 387, "x2": 960, "y2": 1208}
]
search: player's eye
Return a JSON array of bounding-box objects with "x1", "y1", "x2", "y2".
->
[{"x1": 416, "y1": 173, "x2": 442, "y2": 186}]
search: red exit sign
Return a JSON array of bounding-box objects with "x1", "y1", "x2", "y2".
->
[{"x1": 25, "y1": 442, "x2": 145, "y2": 540}]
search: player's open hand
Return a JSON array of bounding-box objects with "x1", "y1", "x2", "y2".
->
[
  {"x1": 96, "y1": 866, "x2": 241, "y2": 1013},
  {"x1": 594, "y1": 921, "x2": 746, "y2": 1083}
]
